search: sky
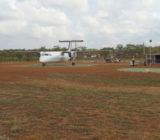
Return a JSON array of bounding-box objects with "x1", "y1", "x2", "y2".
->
[{"x1": 0, "y1": 0, "x2": 160, "y2": 50}]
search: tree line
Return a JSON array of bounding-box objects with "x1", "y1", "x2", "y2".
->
[{"x1": 0, "y1": 44, "x2": 160, "y2": 62}]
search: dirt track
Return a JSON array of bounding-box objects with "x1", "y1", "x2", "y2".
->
[
  {"x1": 0, "y1": 62, "x2": 160, "y2": 140},
  {"x1": 1, "y1": 62, "x2": 160, "y2": 83}
]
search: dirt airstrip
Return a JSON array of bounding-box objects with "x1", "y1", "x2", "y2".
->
[
  {"x1": 1, "y1": 62, "x2": 160, "y2": 83},
  {"x1": 0, "y1": 62, "x2": 160, "y2": 140}
]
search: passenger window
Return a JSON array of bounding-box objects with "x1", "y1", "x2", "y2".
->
[{"x1": 41, "y1": 53, "x2": 51, "y2": 56}]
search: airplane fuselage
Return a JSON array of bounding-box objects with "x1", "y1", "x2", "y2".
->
[
  {"x1": 39, "y1": 40, "x2": 82, "y2": 65},
  {"x1": 39, "y1": 51, "x2": 75, "y2": 63}
]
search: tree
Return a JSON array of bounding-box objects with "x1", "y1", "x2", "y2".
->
[
  {"x1": 116, "y1": 44, "x2": 123, "y2": 51},
  {"x1": 15, "y1": 52, "x2": 24, "y2": 61},
  {"x1": 39, "y1": 46, "x2": 47, "y2": 51}
]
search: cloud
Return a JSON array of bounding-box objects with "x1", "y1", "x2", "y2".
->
[
  {"x1": 0, "y1": 0, "x2": 71, "y2": 39},
  {"x1": 0, "y1": 20, "x2": 27, "y2": 35},
  {"x1": 40, "y1": 0, "x2": 89, "y2": 13},
  {"x1": 83, "y1": 16, "x2": 99, "y2": 28},
  {"x1": 88, "y1": 0, "x2": 160, "y2": 46},
  {"x1": 95, "y1": 11, "x2": 109, "y2": 19},
  {"x1": 29, "y1": 24, "x2": 70, "y2": 39},
  {"x1": 1, "y1": 0, "x2": 160, "y2": 49}
]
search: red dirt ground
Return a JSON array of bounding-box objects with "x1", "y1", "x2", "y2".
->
[
  {"x1": 1, "y1": 62, "x2": 160, "y2": 83},
  {"x1": 0, "y1": 62, "x2": 160, "y2": 140}
]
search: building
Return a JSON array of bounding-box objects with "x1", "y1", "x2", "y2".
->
[
  {"x1": 146, "y1": 53, "x2": 160, "y2": 64},
  {"x1": 154, "y1": 53, "x2": 160, "y2": 63}
]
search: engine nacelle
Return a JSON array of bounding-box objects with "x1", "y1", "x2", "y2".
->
[{"x1": 61, "y1": 51, "x2": 77, "y2": 59}]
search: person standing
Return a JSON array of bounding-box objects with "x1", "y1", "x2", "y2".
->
[{"x1": 132, "y1": 56, "x2": 135, "y2": 66}]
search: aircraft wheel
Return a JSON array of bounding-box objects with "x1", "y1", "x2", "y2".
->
[
  {"x1": 42, "y1": 63, "x2": 46, "y2": 67},
  {"x1": 72, "y1": 62, "x2": 75, "y2": 66}
]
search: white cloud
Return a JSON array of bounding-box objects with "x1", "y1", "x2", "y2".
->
[
  {"x1": 0, "y1": 20, "x2": 27, "y2": 35},
  {"x1": 30, "y1": 24, "x2": 70, "y2": 39},
  {"x1": 98, "y1": 0, "x2": 160, "y2": 11},
  {"x1": 152, "y1": 12, "x2": 160, "y2": 19},
  {"x1": 1, "y1": 0, "x2": 160, "y2": 49},
  {"x1": 142, "y1": 0, "x2": 154, "y2": 7},
  {"x1": 0, "y1": 0, "x2": 71, "y2": 39},
  {"x1": 25, "y1": 7, "x2": 70, "y2": 26},
  {"x1": 40, "y1": 0, "x2": 89, "y2": 13},
  {"x1": 95, "y1": 11, "x2": 108, "y2": 19},
  {"x1": 83, "y1": 16, "x2": 99, "y2": 28}
]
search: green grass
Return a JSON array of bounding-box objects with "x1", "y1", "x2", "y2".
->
[{"x1": 10, "y1": 126, "x2": 21, "y2": 133}]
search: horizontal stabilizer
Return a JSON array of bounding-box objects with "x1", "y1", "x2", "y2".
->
[{"x1": 59, "y1": 40, "x2": 83, "y2": 42}]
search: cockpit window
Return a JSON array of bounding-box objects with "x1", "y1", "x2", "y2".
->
[{"x1": 41, "y1": 53, "x2": 51, "y2": 56}]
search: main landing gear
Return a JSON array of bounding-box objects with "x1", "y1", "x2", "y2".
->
[
  {"x1": 71, "y1": 57, "x2": 76, "y2": 66},
  {"x1": 72, "y1": 62, "x2": 75, "y2": 66},
  {"x1": 42, "y1": 63, "x2": 46, "y2": 67}
]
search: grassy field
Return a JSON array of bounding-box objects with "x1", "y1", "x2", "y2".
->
[{"x1": 0, "y1": 63, "x2": 160, "y2": 140}]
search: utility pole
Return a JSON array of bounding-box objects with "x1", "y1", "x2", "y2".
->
[
  {"x1": 143, "y1": 42, "x2": 145, "y2": 58},
  {"x1": 149, "y1": 40, "x2": 152, "y2": 65},
  {"x1": 143, "y1": 42, "x2": 146, "y2": 66}
]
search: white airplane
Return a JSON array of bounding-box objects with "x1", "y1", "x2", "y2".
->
[
  {"x1": 14, "y1": 40, "x2": 112, "y2": 66},
  {"x1": 39, "y1": 40, "x2": 83, "y2": 66}
]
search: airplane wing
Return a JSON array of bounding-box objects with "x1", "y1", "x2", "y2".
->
[
  {"x1": 76, "y1": 50, "x2": 112, "y2": 53},
  {"x1": 5, "y1": 50, "x2": 39, "y2": 53},
  {"x1": 5, "y1": 50, "x2": 40, "y2": 56}
]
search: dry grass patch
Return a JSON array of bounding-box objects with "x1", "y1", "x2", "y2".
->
[
  {"x1": 0, "y1": 79, "x2": 160, "y2": 139},
  {"x1": 0, "y1": 62, "x2": 160, "y2": 140}
]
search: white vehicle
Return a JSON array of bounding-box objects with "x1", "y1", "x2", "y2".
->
[{"x1": 40, "y1": 40, "x2": 83, "y2": 66}]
